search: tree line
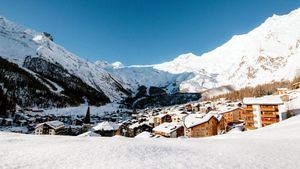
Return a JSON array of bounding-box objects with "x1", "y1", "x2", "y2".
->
[{"x1": 207, "y1": 76, "x2": 300, "y2": 101}]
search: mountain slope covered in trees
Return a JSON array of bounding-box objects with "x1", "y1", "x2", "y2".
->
[{"x1": 0, "y1": 16, "x2": 131, "y2": 110}]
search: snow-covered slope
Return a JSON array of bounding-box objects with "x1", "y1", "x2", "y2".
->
[
  {"x1": 0, "y1": 16, "x2": 129, "y2": 102},
  {"x1": 107, "y1": 8, "x2": 300, "y2": 93},
  {"x1": 158, "y1": 8, "x2": 300, "y2": 90},
  {"x1": 98, "y1": 58, "x2": 217, "y2": 94},
  {"x1": 1, "y1": 115, "x2": 300, "y2": 169},
  {"x1": 106, "y1": 66, "x2": 195, "y2": 94}
]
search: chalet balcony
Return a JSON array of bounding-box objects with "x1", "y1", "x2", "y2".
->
[
  {"x1": 260, "y1": 106, "x2": 278, "y2": 112},
  {"x1": 244, "y1": 113, "x2": 254, "y2": 117},
  {"x1": 261, "y1": 118, "x2": 279, "y2": 124},
  {"x1": 245, "y1": 119, "x2": 254, "y2": 123},
  {"x1": 261, "y1": 113, "x2": 277, "y2": 118},
  {"x1": 244, "y1": 106, "x2": 253, "y2": 111}
]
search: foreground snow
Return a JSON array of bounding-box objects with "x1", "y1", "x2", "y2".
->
[{"x1": 1, "y1": 116, "x2": 300, "y2": 169}]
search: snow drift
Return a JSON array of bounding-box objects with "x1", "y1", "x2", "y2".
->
[{"x1": 1, "y1": 115, "x2": 300, "y2": 169}]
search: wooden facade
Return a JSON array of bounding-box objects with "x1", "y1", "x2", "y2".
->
[
  {"x1": 185, "y1": 104, "x2": 193, "y2": 112},
  {"x1": 243, "y1": 104, "x2": 281, "y2": 130},
  {"x1": 128, "y1": 123, "x2": 152, "y2": 137},
  {"x1": 95, "y1": 128, "x2": 120, "y2": 137},
  {"x1": 243, "y1": 105, "x2": 256, "y2": 130},
  {"x1": 154, "y1": 114, "x2": 172, "y2": 127},
  {"x1": 154, "y1": 126, "x2": 184, "y2": 138},
  {"x1": 217, "y1": 116, "x2": 227, "y2": 134},
  {"x1": 185, "y1": 117, "x2": 218, "y2": 138},
  {"x1": 260, "y1": 105, "x2": 280, "y2": 127},
  {"x1": 221, "y1": 108, "x2": 243, "y2": 124},
  {"x1": 292, "y1": 82, "x2": 300, "y2": 90},
  {"x1": 35, "y1": 122, "x2": 64, "y2": 135}
]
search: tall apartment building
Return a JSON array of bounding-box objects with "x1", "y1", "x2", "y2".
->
[{"x1": 243, "y1": 95, "x2": 287, "y2": 130}]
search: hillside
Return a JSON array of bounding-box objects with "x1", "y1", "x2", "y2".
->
[
  {"x1": 1, "y1": 115, "x2": 300, "y2": 169},
  {"x1": 0, "y1": 16, "x2": 130, "y2": 108}
]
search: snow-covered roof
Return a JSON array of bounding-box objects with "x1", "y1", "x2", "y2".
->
[
  {"x1": 134, "y1": 131, "x2": 153, "y2": 138},
  {"x1": 217, "y1": 106, "x2": 241, "y2": 114},
  {"x1": 243, "y1": 95, "x2": 284, "y2": 105},
  {"x1": 277, "y1": 88, "x2": 288, "y2": 90},
  {"x1": 154, "y1": 114, "x2": 169, "y2": 118},
  {"x1": 36, "y1": 121, "x2": 65, "y2": 130},
  {"x1": 172, "y1": 113, "x2": 188, "y2": 119},
  {"x1": 207, "y1": 112, "x2": 224, "y2": 122},
  {"x1": 129, "y1": 121, "x2": 150, "y2": 129},
  {"x1": 46, "y1": 121, "x2": 64, "y2": 129},
  {"x1": 183, "y1": 114, "x2": 215, "y2": 129},
  {"x1": 92, "y1": 121, "x2": 120, "y2": 131},
  {"x1": 18, "y1": 120, "x2": 27, "y2": 123},
  {"x1": 153, "y1": 122, "x2": 182, "y2": 134},
  {"x1": 148, "y1": 116, "x2": 154, "y2": 123},
  {"x1": 77, "y1": 131, "x2": 101, "y2": 137},
  {"x1": 167, "y1": 110, "x2": 183, "y2": 115}
]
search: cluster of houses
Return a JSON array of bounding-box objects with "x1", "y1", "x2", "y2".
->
[
  {"x1": 149, "y1": 101, "x2": 244, "y2": 138},
  {"x1": 1, "y1": 87, "x2": 299, "y2": 138},
  {"x1": 0, "y1": 108, "x2": 130, "y2": 135},
  {"x1": 59, "y1": 100, "x2": 245, "y2": 138},
  {"x1": 75, "y1": 87, "x2": 297, "y2": 138}
]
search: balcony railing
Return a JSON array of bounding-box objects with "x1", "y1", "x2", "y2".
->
[
  {"x1": 245, "y1": 119, "x2": 254, "y2": 123},
  {"x1": 244, "y1": 113, "x2": 254, "y2": 117},
  {"x1": 244, "y1": 107, "x2": 253, "y2": 111},
  {"x1": 261, "y1": 118, "x2": 279, "y2": 124},
  {"x1": 260, "y1": 106, "x2": 278, "y2": 112},
  {"x1": 261, "y1": 113, "x2": 277, "y2": 118}
]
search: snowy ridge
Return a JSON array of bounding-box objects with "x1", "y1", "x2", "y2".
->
[
  {"x1": 105, "y1": 8, "x2": 300, "y2": 94},
  {"x1": 105, "y1": 66, "x2": 194, "y2": 94},
  {"x1": 0, "y1": 16, "x2": 128, "y2": 101},
  {"x1": 194, "y1": 7, "x2": 300, "y2": 88}
]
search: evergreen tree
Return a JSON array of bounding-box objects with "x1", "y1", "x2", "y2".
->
[
  {"x1": 83, "y1": 107, "x2": 91, "y2": 124},
  {"x1": 0, "y1": 88, "x2": 7, "y2": 117}
]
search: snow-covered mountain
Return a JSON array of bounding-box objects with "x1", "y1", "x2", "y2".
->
[
  {"x1": 0, "y1": 16, "x2": 130, "y2": 108},
  {"x1": 105, "y1": 8, "x2": 300, "y2": 94},
  {"x1": 1, "y1": 7, "x2": 300, "y2": 109}
]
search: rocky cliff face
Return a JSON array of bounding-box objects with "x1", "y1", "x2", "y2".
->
[{"x1": 0, "y1": 16, "x2": 131, "y2": 109}]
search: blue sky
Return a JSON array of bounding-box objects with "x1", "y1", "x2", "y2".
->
[{"x1": 0, "y1": 0, "x2": 299, "y2": 65}]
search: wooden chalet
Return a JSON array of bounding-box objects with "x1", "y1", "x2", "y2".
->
[
  {"x1": 153, "y1": 114, "x2": 172, "y2": 127},
  {"x1": 35, "y1": 121, "x2": 65, "y2": 135},
  {"x1": 218, "y1": 107, "x2": 244, "y2": 125},
  {"x1": 153, "y1": 122, "x2": 184, "y2": 138},
  {"x1": 128, "y1": 121, "x2": 153, "y2": 137},
  {"x1": 92, "y1": 121, "x2": 120, "y2": 137},
  {"x1": 183, "y1": 114, "x2": 218, "y2": 138}
]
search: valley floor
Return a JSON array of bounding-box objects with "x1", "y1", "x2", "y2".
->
[{"x1": 1, "y1": 115, "x2": 300, "y2": 169}]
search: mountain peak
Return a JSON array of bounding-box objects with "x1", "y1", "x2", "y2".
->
[
  {"x1": 111, "y1": 61, "x2": 124, "y2": 69},
  {"x1": 138, "y1": 7, "x2": 300, "y2": 93},
  {"x1": 175, "y1": 53, "x2": 198, "y2": 61},
  {"x1": 0, "y1": 16, "x2": 130, "y2": 102}
]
